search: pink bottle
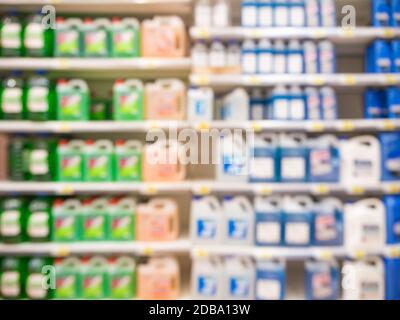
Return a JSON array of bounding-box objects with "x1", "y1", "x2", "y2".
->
[
  {"x1": 143, "y1": 139, "x2": 186, "y2": 182},
  {"x1": 136, "y1": 198, "x2": 179, "y2": 241},
  {"x1": 145, "y1": 79, "x2": 186, "y2": 120},
  {"x1": 141, "y1": 16, "x2": 186, "y2": 58},
  {"x1": 137, "y1": 257, "x2": 180, "y2": 300}
]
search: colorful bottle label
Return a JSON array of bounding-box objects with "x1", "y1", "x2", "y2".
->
[
  {"x1": 27, "y1": 211, "x2": 49, "y2": 239},
  {"x1": 1, "y1": 271, "x2": 20, "y2": 297},
  {"x1": 83, "y1": 215, "x2": 106, "y2": 240},
  {"x1": 2, "y1": 88, "x2": 23, "y2": 114},
  {"x1": 27, "y1": 87, "x2": 48, "y2": 113},
  {"x1": 109, "y1": 215, "x2": 134, "y2": 240},
  {"x1": 29, "y1": 149, "x2": 49, "y2": 176},
  {"x1": 1, "y1": 23, "x2": 21, "y2": 48},
  {"x1": 54, "y1": 215, "x2": 77, "y2": 241},
  {"x1": 57, "y1": 30, "x2": 79, "y2": 55},
  {"x1": 24, "y1": 23, "x2": 44, "y2": 49},
  {"x1": 0, "y1": 210, "x2": 20, "y2": 237},
  {"x1": 27, "y1": 273, "x2": 47, "y2": 299},
  {"x1": 85, "y1": 30, "x2": 107, "y2": 55}
]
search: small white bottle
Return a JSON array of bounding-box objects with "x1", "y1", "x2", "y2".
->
[
  {"x1": 289, "y1": 0, "x2": 306, "y2": 27},
  {"x1": 303, "y1": 41, "x2": 319, "y2": 74},
  {"x1": 191, "y1": 41, "x2": 209, "y2": 70},
  {"x1": 195, "y1": 0, "x2": 212, "y2": 27},
  {"x1": 241, "y1": 39, "x2": 258, "y2": 74},
  {"x1": 258, "y1": 39, "x2": 273, "y2": 74},
  {"x1": 209, "y1": 40, "x2": 226, "y2": 68},
  {"x1": 289, "y1": 85, "x2": 306, "y2": 120},
  {"x1": 320, "y1": 87, "x2": 338, "y2": 120},
  {"x1": 305, "y1": 87, "x2": 321, "y2": 120},
  {"x1": 273, "y1": 40, "x2": 287, "y2": 74},
  {"x1": 320, "y1": 0, "x2": 336, "y2": 27},
  {"x1": 259, "y1": 0, "x2": 274, "y2": 27},
  {"x1": 274, "y1": 0, "x2": 290, "y2": 27},
  {"x1": 227, "y1": 40, "x2": 241, "y2": 69},
  {"x1": 188, "y1": 87, "x2": 214, "y2": 121},
  {"x1": 242, "y1": 0, "x2": 259, "y2": 27},
  {"x1": 318, "y1": 41, "x2": 336, "y2": 74},
  {"x1": 306, "y1": 0, "x2": 320, "y2": 27},
  {"x1": 213, "y1": 0, "x2": 231, "y2": 27},
  {"x1": 223, "y1": 257, "x2": 255, "y2": 300},
  {"x1": 287, "y1": 40, "x2": 304, "y2": 74},
  {"x1": 271, "y1": 85, "x2": 290, "y2": 120}
]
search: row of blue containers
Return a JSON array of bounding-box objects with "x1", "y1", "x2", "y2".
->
[
  {"x1": 365, "y1": 87, "x2": 400, "y2": 119},
  {"x1": 366, "y1": 40, "x2": 400, "y2": 73},
  {"x1": 372, "y1": 0, "x2": 400, "y2": 27}
]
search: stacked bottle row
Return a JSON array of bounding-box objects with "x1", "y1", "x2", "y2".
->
[
  {"x1": 364, "y1": 87, "x2": 400, "y2": 119},
  {"x1": 0, "y1": 256, "x2": 180, "y2": 300},
  {"x1": 366, "y1": 40, "x2": 400, "y2": 73},
  {"x1": 0, "y1": 12, "x2": 186, "y2": 58},
  {"x1": 192, "y1": 256, "x2": 400, "y2": 300},
  {"x1": 0, "y1": 197, "x2": 179, "y2": 243},
  {"x1": 191, "y1": 195, "x2": 400, "y2": 247}
]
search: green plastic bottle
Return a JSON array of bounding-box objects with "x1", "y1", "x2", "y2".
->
[
  {"x1": 8, "y1": 134, "x2": 27, "y2": 181},
  {"x1": 0, "y1": 71, "x2": 25, "y2": 120},
  {"x1": 26, "y1": 136, "x2": 56, "y2": 181},
  {"x1": 0, "y1": 197, "x2": 26, "y2": 244},
  {"x1": 108, "y1": 197, "x2": 136, "y2": 241},
  {"x1": 56, "y1": 79, "x2": 90, "y2": 121},
  {"x1": 26, "y1": 71, "x2": 55, "y2": 121},
  {"x1": 110, "y1": 17, "x2": 140, "y2": 57},
  {"x1": 112, "y1": 79, "x2": 144, "y2": 121},
  {"x1": 26, "y1": 197, "x2": 52, "y2": 242},
  {"x1": 82, "y1": 18, "x2": 110, "y2": 57},
  {"x1": 56, "y1": 139, "x2": 85, "y2": 182},
  {"x1": 90, "y1": 97, "x2": 110, "y2": 121},
  {"x1": 52, "y1": 198, "x2": 82, "y2": 242},
  {"x1": 82, "y1": 197, "x2": 108, "y2": 241},
  {"x1": 26, "y1": 257, "x2": 53, "y2": 300},
  {"x1": 24, "y1": 11, "x2": 53, "y2": 57},
  {"x1": 54, "y1": 257, "x2": 82, "y2": 299},
  {"x1": 84, "y1": 140, "x2": 114, "y2": 182},
  {"x1": 0, "y1": 10, "x2": 23, "y2": 57},
  {"x1": 54, "y1": 17, "x2": 82, "y2": 57},
  {"x1": 114, "y1": 140, "x2": 142, "y2": 182},
  {"x1": 81, "y1": 256, "x2": 109, "y2": 299},
  {"x1": 108, "y1": 256, "x2": 136, "y2": 299},
  {"x1": 0, "y1": 257, "x2": 26, "y2": 299}
]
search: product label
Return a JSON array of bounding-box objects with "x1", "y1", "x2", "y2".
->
[
  {"x1": 275, "y1": 6, "x2": 289, "y2": 26},
  {"x1": 83, "y1": 216, "x2": 106, "y2": 239},
  {"x1": 310, "y1": 149, "x2": 332, "y2": 177},
  {"x1": 1, "y1": 271, "x2": 20, "y2": 297},
  {"x1": 353, "y1": 159, "x2": 373, "y2": 178},
  {"x1": 27, "y1": 273, "x2": 46, "y2": 299},
  {"x1": 117, "y1": 155, "x2": 140, "y2": 179},
  {"x1": 158, "y1": 92, "x2": 178, "y2": 116},
  {"x1": 257, "y1": 222, "x2": 281, "y2": 244},
  {"x1": 259, "y1": 52, "x2": 273, "y2": 73},
  {"x1": 110, "y1": 275, "x2": 133, "y2": 298},
  {"x1": 259, "y1": 6, "x2": 273, "y2": 27},
  {"x1": 197, "y1": 219, "x2": 217, "y2": 240},
  {"x1": 198, "y1": 276, "x2": 217, "y2": 297},
  {"x1": 110, "y1": 215, "x2": 133, "y2": 240},
  {"x1": 209, "y1": 49, "x2": 226, "y2": 68},
  {"x1": 2, "y1": 88, "x2": 22, "y2": 113},
  {"x1": 60, "y1": 94, "x2": 82, "y2": 118},
  {"x1": 0, "y1": 210, "x2": 20, "y2": 236},
  {"x1": 285, "y1": 222, "x2": 309, "y2": 245},
  {"x1": 228, "y1": 219, "x2": 248, "y2": 240},
  {"x1": 87, "y1": 156, "x2": 109, "y2": 179},
  {"x1": 290, "y1": 7, "x2": 305, "y2": 26},
  {"x1": 56, "y1": 275, "x2": 77, "y2": 298},
  {"x1": 57, "y1": 30, "x2": 79, "y2": 55},
  {"x1": 230, "y1": 276, "x2": 250, "y2": 298},
  {"x1": 242, "y1": 6, "x2": 258, "y2": 26},
  {"x1": 256, "y1": 279, "x2": 281, "y2": 300},
  {"x1": 24, "y1": 22, "x2": 44, "y2": 49},
  {"x1": 28, "y1": 87, "x2": 49, "y2": 112},
  {"x1": 85, "y1": 30, "x2": 107, "y2": 55},
  {"x1": 361, "y1": 280, "x2": 381, "y2": 300},
  {"x1": 223, "y1": 154, "x2": 247, "y2": 176},
  {"x1": 273, "y1": 99, "x2": 289, "y2": 119},
  {"x1": 361, "y1": 223, "x2": 381, "y2": 244},
  {"x1": 29, "y1": 150, "x2": 49, "y2": 175},
  {"x1": 192, "y1": 50, "x2": 208, "y2": 68},
  {"x1": 113, "y1": 30, "x2": 135, "y2": 54},
  {"x1": 315, "y1": 214, "x2": 337, "y2": 242},
  {"x1": 54, "y1": 215, "x2": 76, "y2": 240},
  {"x1": 281, "y1": 157, "x2": 305, "y2": 179},
  {"x1": 288, "y1": 54, "x2": 303, "y2": 74},
  {"x1": 1, "y1": 23, "x2": 21, "y2": 48},
  {"x1": 117, "y1": 91, "x2": 140, "y2": 117},
  {"x1": 312, "y1": 272, "x2": 333, "y2": 299},
  {"x1": 250, "y1": 158, "x2": 274, "y2": 179},
  {"x1": 60, "y1": 155, "x2": 82, "y2": 179},
  {"x1": 242, "y1": 53, "x2": 257, "y2": 73},
  {"x1": 83, "y1": 275, "x2": 104, "y2": 298},
  {"x1": 28, "y1": 212, "x2": 49, "y2": 238},
  {"x1": 290, "y1": 99, "x2": 306, "y2": 119}
]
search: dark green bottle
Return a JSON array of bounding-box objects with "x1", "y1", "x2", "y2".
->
[
  {"x1": 24, "y1": 11, "x2": 53, "y2": 57},
  {"x1": 26, "y1": 71, "x2": 55, "y2": 121},
  {"x1": 0, "y1": 10, "x2": 24, "y2": 57},
  {"x1": 0, "y1": 71, "x2": 26, "y2": 120},
  {"x1": 8, "y1": 134, "x2": 27, "y2": 181},
  {"x1": 26, "y1": 257, "x2": 54, "y2": 300},
  {"x1": 0, "y1": 197, "x2": 27, "y2": 243},
  {"x1": 26, "y1": 197, "x2": 52, "y2": 242},
  {"x1": 0, "y1": 257, "x2": 26, "y2": 299},
  {"x1": 27, "y1": 136, "x2": 56, "y2": 182}
]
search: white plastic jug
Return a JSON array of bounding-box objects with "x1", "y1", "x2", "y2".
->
[
  {"x1": 190, "y1": 196, "x2": 222, "y2": 244},
  {"x1": 187, "y1": 87, "x2": 214, "y2": 121},
  {"x1": 222, "y1": 196, "x2": 254, "y2": 245},
  {"x1": 223, "y1": 257, "x2": 255, "y2": 300},
  {"x1": 342, "y1": 258, "x2": 385, "y2": 300},
  {"x1": 254, "y1": 196, "x2": 283, "y2": 246},
  {"x1": 221, "y1": 88, "x2": 249, "y2": 120},
  {"x1": 344, "y1": 198, "x2": 386, "y2": 251},
  {"x1": 191, "y1": 257, "x2": 224, "y2": 300}
]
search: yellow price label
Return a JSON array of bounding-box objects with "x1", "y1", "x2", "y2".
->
[
  {"x1": 193, "y1": 75, "x2": 210, "y2": 86},
  {"x1": 314, "y1": 30, "x2": 327, "y2": 39},
  {"x1": 388, "y1": 247, "x2": 400, "y2": 258},
  {"x1": 385, "y1": 75, "x2": 397, "y2": 85},
  {"x1": 344, "y1": 75, "x2": 357, "y2": 85},
  {"x1": 245, "y1": 76, "x2": 261, "y2": 85},
  {"x1": 350, "y1": 186, "x2": 365, "y2": 195},
  {"x1": 250, "y1": 29, "x2": 263, "y2": 38},
  {"x1": 143, "y1": 59, "x2": 158, "y2": 69},
  {"x1": 309, "y1": 121, "x2": 325, "y2": 132},
  {"x1": 149, "y1": 121, "x2": 160, "y2": 130},
  {"x1": 57, "y1": 58, "x2": 70, "y2": 69},
  {"x1": 251, "y1": 122, "x2": 263, "y2": 133},
  {"x1": 143, "y1": 185, "x2": 158, "y2": 195},
  {"x1": 258, "y1": 251, "x2": 273, "y2": 260},
  {"x1": 142, "y1": 247, "x2": 154, "y2": 256},
  {"x1": 58, "y1": 185, "x2": 74, "y2": 196},
  {"x1": 353, "y1": 250, "x2": 366, "y2": 259},
  {"x1": 257, "y1": 186, "x2": 273, "y2": 195},
  {"x1": 313, "y1": 184, "x2": 330, "y2": 195},
  {"x1": 317, "y1": 250, "x2": 333, "y2": 261},
  {"x1": 342, "y1": 28, "x2": 355, "y2": 38},
  {"x1": 382, "y1": 120, "x2": 395, "y2": 131},
  {"x1": 312, "y1": 77, "x2": 325, "y2": 86},
  {"x1": 56, "y1": 245, "x2": 71, "y2": 257},
  {"x1": 197, "y1": 122, "x2": 210, "y2": 130},
  {"x1": 386, "y1": 184, "x2": 400, "y2": 194},
  {"x1": 340, "y1": 120, "x2": 355, "y2": 132},
  {"x1": 56, "y1": 123, "x2": 71, "y2": 133},
  {"x1": 197, "y1": 28, "x2": 210, "y2": 38},
  {"x1": 195, "y1": 248, "x2": 209, "y2": 258},
  {"x1": 196, "y1": 185, "x2": 211, "y2": 196},
  {"x1": 383, "y1": 28, "x2": 395, "y2": 38}
]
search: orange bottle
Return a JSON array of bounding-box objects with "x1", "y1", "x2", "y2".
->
[
  {"x1": 136, "y1": 198, "x2": 179, "y2": 241},
  {"x1": 145, "y1": 79, "x2": 186, "y2": 120},
  {"x1": 137, "y1": 257, "x2": 180, "y2": 300},
  {"x1": 142, "y1": 139, "x2": 186, "y2": 182},
  {"x1": 141, "y1": 16, "x2": 186, "y2": 58}
]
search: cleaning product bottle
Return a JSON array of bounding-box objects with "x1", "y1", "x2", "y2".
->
[
  {"x1": 187, "y1": 87, "x2": 214, "y2": 121},
  {"x1": 305, "y1": 87, "x2": 321, "y2": 119},
  {"x1": 372, "y1": 0, "x2": 391, "y2": 27},
  {"x1": 52, "y1": 198, "x2": 82, "y2": 242},
  {"x1": 306, "y1": 0, "x2": 320, "y2": 26},
  {"x1": 0, "y1": 198, "x2": 26, "y2": 243},
  {"x1": 386, "y1": 87, "x2": 400, "y2": 118},
  {"x1": 227, "y1": 40, "x2": 241, "y2": 70},
  {"x1": 56, "y1": 79, "x2": 90, "y2": 121},
  {"x1": 216, "y1": 131, "x2": 248, "y2": 182},
  {"x1": 303, "y1": 41, "x2": 319, "y2": 74},
  {"x1": 26, "y1": 257, "x2": 53, "y2": 300},
  {"x1": 108, "y1": 197, "x2": 136, "y2": 241},
  {"x1": 391, "y1": 40, "x2": 400, "y2": 72},
  {"x1": 366, "y1": 40, "x2": 392, "y2": 73},
  {"x1": 112, "y1": 79, "x2": 144, "y2": 121},
  {"x1": 222, "y1": 196, "x2": 254, "y2": 245},
  {"x1": 259, "y1": 0, "x2": 274, "y2": 27},
  {"x1": 305, "y1": 260, "x2": 339, "y2": 300},
  {"x1": 82, "y1": 18, "x2": 110, "y2": 57},
  {"x1": 254, "y1": 196, "x2": 283, "y2": 246},
  {"x1": 287, "y1": 40, "x2": 304, "y2": 74},
  {"x1": 191, "y1": 196, "x2": 222, "y2": 244},
  {"x1": 110, "y1": 17, "x2": 140, "y2": 57},
  {"x1": 54, "y1": 257, "x2": 82, "y2": 299},
  {"x1": 279, "y1": 133, "x2": 308, "y2": 182},
  {"x1": 274, "y1": 0, "x2": 290, "y2": 27},
  {"x1": 289, "y1": 86, "x2": 306, "y2": 120},
  {"x1": 213, "y1": 0, "x2": 231, "y2": 27},
  {"x1": 8, "y1": 134, "x2": 26, "y2": 181},
  {"x1": 380, "y1": 133, "x2": 400, "y2": 181},
  {"x1": 318, "y1": 41, "x2": 336, "y2": 74},
  {"x1": 137, "y1": 257, "x2": 180, "y2": 300},
  {"x1": 221, "y1": 88, "x2": 249, "y2": 120},
  {"x1": 0, "y1": 134, "x2": 8, "y2": 181},
  {"x1": 384, "y1": 196, "x2": 400, "y2": 244},
  {"x1": 27, "y1": 135, "x2": 55, "y2": 181},
  {"x1": 26, "y1": 197, "x2": 52, "y2": 243},
  {"x1": 255, "y1": 260, "x2": 286, "y2": 300},
  {"x1": 392, "y1": 0, "x2": 400, "y2": 26},
  {"x1": 282, "y1": 196, "x2": 313, "y2": 247},
  {"x1": 90, "y1": 95, "x2": 110, "y2": 121},
  {"x1": 114, "y1": 140, "x2": 142, "y2": 182},
  {"x1": 191, "y1": 257, "x2": 223, "y2": 299},
  {"x1": 26, "y1": 71, "x2": 55, "y2": 121},
  {"x1": 24, "y1": 10, "x2": 53, "y2": 57},
  {"x1": 191, "y1": 41, "x2": 209, "y2": 71},
  {"x1": 289, "y1": 0, "x2": 306, "y2": 27},
  {"x1": 312, "y1": 198, "x2": 343, "y2": 246},
  {"x1": 0, "y1": 10, "x2": 23, "y2": 57},
  {"x1": 385, "y1": 257, "x2": 400, "y2": 299},
  {"x1": 320, "y1": 87, "x2": 338, "y2": 120},
  {"x1": 320, "y1": 0, "x2": 336, "y2": 27},
  {"x1": 0, "y1": 257, "x2": 25, "y2": 299},
  {"x1": 250, "y1": 89, "x2": 265, "y2": 120},
  {"x1": 54, "y1": 17, "x2": 82, "y2": 57},
  {"x1": 241, "y1": 40, "x2": 257, "y2": 74},
  {"x1": 136, "y1": 198, "x2": 179, "y2": 241},
  {"x1": 249, "y1": 133, "x2": 280, "y2": 183},
  {"x1": 241, "y1": 0, "x2": 259, "y2": 27},
  {"x1": 145, "y1": 79, "x2": 186, "y2": 120},
  {"x1": 84, "y1": 140, "x2": 114, "y2": 182},
  {"x1": 308, "y1": 135, "x2": 340, "y2": 183},
  {"x1": 195, "y1": 0, "x2": 212, "y2": 27},
  {"x1": 56, "y1": 139, "x2": 85, "y2": 182},
  {"x1": 273, "y1": 40, "x2": 287, "y2": 74},
  {"x1": 271, "y1": 85, "x2": 290, "y2": 120},
  {"x1": 108, "y1": 256, "x2": 136, "y2": 299},
  {"x1": 344, "y1": 198, "x2": 386, "y2": 250},
  {"x1": 82, "y1": 197, "x2": 108, "y2": 241},
  {"x1": 0, "y1": 71, "x2": 25, "y2": 120},
  {"x1": 223, "y1": 257, "x2": 255, "y2": 300},
  {"x1": 258, "y1": 39, "x2": 273, "y2": 75},
  {"x1": 81, "y1": 256, "x2": 109, "y2": 299}
]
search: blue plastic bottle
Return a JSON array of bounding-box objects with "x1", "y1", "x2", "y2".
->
[
  {"x1": 386, "y1": 87, "x2": 400, "y2": 118},
  {"x1": 385, "y1": 258, "x2": 400, "y2": 299},
  {"x1": 366, "y1": 40, "x2": 392, "y2": 73},
  {"x1": 372, "y1": 0, "x2": 391, "y2": 26},
  {"x1": 313, "y1": 198, "x2": 343, "y2": 246},
  {"x1": 391, "y1": 40, "x2": 400, "y2": 73},
  {"x1": 384, "y1": 196, "x2": 400, "y2": 244},
  {"x1": 392, "y1": 0, "x2": 400, "y2": 26},
  {"x1": 379, "y1": 133, "x2": 400, "y2": 181},
  {"x1": 305, "y1": 260, "x2": 339, "y2": 300},
  {"x1": 364, "y1": 89, "x2": 387, "y2": 119},
  {"x1": 255, "y1": 260, "x2": 286, "y2": 300},
  {"x1": 254, "y1": 196, "x2": 283, "y2": 246},
  {"x1": 250, "y1": 89, "x2": 266, "y2": 120}
]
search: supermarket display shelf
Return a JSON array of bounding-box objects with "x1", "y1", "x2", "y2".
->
[
  {"x1": 190, "y1": 26, "x2": 400, "y2": 43},
  {"x1": 191, "y1": 245, "x2": 400, "y2": 261},
  {"x1": 1, "y1": 119, "x2": 400, "y2": 133},
  {"x1": 0, "y1": 181, "x2": 399, "y2": 196},
  {"x1": 0, "y1": 239, "x2": 191, "y2": 257},
  {"x1": 190, "y1": 73, "x2": 400, "y2": 87}
]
